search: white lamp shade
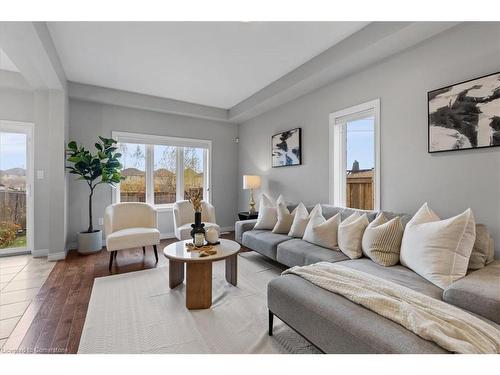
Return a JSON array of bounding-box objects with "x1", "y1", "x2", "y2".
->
[{"x1": 243, "y1": 175, "x2": 261, "y2": 190}]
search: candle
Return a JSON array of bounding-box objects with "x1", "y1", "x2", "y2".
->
[{"x1": 194, "y1": 233, "x2": 205, "y2": 247}]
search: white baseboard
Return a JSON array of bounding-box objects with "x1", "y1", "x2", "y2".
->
[
  {"x1": 160, "y1": 232, "x2": 175, "y2": 239},
  {"x1": 48, "y1": 251, "x2": 67, "y2": 261},
  {"x1": 32, "y1": 248, "x2": 49, "y2": 257}
]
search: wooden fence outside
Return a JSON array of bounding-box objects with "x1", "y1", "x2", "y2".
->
[
  {"x1": 346, "y1": 169, "x2": 374, "y2": 210},
  {"x1": 120, "y1": 187, "x2": 203, "y2": 204}
]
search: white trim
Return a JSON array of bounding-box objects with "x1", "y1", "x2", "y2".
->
[
  {"x1": 0, "y1": 120, "x2": 35, "y2": 256},
  {"x1": 32, "y1": 248, "x2": 49, "y2": 258},
  {"x1": 0, "y1": 248, "x2": 31, "y2": 257},
  {"x1": 146, "y1": 144, "x2": 154, "y2": 205},
  {"x1": 177, "y1": 146, "x2": 185, "y2": 201},
  {"x1": 329, "y1": 99, "x2": 381, "y2": 210},
  {"x1": 112, "y1": 131, "x2": 212, "y2": 149},
  {"x1": 48, "y1": 251, "x2": 66, "y2": 261}
]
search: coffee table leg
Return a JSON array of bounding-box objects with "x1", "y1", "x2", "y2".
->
[
  {"x1": 186, "y1": 262, "x2": 212, "y2": 309},
  {"x1": 169, "y1": 259, "x2": 185, "y2": 289},
  {"x1": 225, "y1": 253, "x2": 238, "y2": 286}
]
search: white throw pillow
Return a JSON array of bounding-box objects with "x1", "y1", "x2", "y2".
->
[
  {"x1": 400, "y1": 203, "x2": 476, "y2": 289},
  {"x1": 361, "y1": 213, "x2": 404, "y2": 266},
  {"x1": 272, "y1": 202, "x2": 297, "y2": 234},
  {"x1": 338, "y1": 212, "x2": 369, "y2": 259},
  {"x1": 288, "y1": 203, "x2": 321, "y2": 238},
  {"x1": 254, "y1": 194, "x2": 284, "y2": 230},
  {"x1": 303, "y1": 207, "x2": 340, "y2": 250}
]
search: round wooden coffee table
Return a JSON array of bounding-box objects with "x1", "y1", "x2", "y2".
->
[{"x1": 163, "y1": 239, "x2": 240, "y2": 310}]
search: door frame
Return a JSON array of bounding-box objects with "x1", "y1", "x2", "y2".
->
[{"x1": 0, "y1": 120, "x2": 34, "y2": 256}]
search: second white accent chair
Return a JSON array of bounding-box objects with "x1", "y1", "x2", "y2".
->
[
  {"x1": 104, "y1": 202, "x2": 160, "y2": 270},
  {"x1": 173, "y1": 200, "x2": 220, "y2": 240}
]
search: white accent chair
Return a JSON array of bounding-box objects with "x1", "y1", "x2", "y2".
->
[
  {"x1": 104, "y1": 202, "x2": 160, "y2": 270},
  {"x1": 173, "y1": 200, "x2": 220, "y2": 240}
]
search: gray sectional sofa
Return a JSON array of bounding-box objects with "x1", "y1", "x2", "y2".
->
[{"x1": 235, "y1": 204, "x2": 500, "y2": 354}]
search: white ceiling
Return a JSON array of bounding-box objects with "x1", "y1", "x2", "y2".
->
[
  {"x1": 0, "y1": 48, "x2": 19, "y2": 72},
  {"x1": 47, "y1": 22, "x2": 368, "y2": 109}
]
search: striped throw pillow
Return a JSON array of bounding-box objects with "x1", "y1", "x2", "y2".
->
[{"x1": 362, "y1": 213, "x2": 404, "y2": 266}]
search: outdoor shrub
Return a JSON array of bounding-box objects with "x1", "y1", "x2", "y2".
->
[{"x1": 0, "y1": 221, "x2": 20, "y2": 248}]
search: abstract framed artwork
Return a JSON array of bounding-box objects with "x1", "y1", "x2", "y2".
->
[
  {"x1": 271, "y1": 128, "x2": 302, "y2": 167},
  {"x1": 428, "y1": 71, "x2": 500, "y2": 153}
]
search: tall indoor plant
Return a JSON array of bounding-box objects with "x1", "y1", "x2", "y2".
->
[{"x1": 66, "y1": 136, "x2": 123, "y2": 253}]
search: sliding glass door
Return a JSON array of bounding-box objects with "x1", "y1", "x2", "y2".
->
[{"x1": 0, "y1": 121, "x2": 33, "y2": 256}]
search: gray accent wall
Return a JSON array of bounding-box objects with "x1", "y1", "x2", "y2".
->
[
  {"x1": 238, "y1": 22, "x2": 500, "y2": 257},
  {"x1": 68, "y1": 99, "x2": 239, "y2": 245}
]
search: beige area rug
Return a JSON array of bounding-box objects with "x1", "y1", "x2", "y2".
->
[{"x1": 78, "y1": 252, "x2": 320, "y2": 354}]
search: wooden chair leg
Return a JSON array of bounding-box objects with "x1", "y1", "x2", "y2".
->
[
  {"x1": 142, "y1": 246, "x2": 146, "y2": 255},
  {"x1": 268, "y1": 310, "x2": 274, "y2": 336},
  {"x1": 109, "y1": 251, "x2": 114, "y2": 271},
  {"x1": 114, "y1": 251, "x2": 118, "y2": 259},
  {"x1": 153, "y1": 245, "x2": 158, "y2": 263}
]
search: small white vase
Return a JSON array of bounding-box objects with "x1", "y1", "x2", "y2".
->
[{"x1": 206, "y1": 228, "x2": 219, "y2": 244}]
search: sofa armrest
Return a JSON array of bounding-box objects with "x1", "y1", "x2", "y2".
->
[
  {"x1": 235, "y1": 219, "x2": 257, "y2": 243},
  {"x1": 443, "y1": 261, "x2": 500, "y2": 324}
]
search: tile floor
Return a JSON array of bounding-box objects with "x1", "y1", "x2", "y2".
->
[{"x1": 0, "y1": 254, "x2": 55, "y2": 349}]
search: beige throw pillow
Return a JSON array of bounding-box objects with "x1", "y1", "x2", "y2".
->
[
  {"x1": 468, "y1": 224, "x2": 491, "y2": 270},
  {"x1": 288, "y1": 203, "x2": 321, "y2": 238},
  {"x1": 361, "y1": 213, "x2": 404, "y2": 266},
  {"x1": 272, "y1": 202, "x2": 297, "y2": 234},
  {"x1": 303, "y1": 208, "x2": 340, "y2": 250},
  {"x1": 254, "y1": 194, "x2": 284, "y2": 230},
  {"x1": 400, "y1": 203, "x2": 476, "y2": 289},
  {"x1": 338, "y1": 212, "x2": 369, "y2": 259}
]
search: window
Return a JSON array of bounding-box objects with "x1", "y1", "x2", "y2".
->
[
  {"x1": 118, "y1": 143, "x2": 146, "y2": 202},
  {"x1": 113, "y1": 132, "x2": 211, "y2": 209},
  {"x1": 329, "y1": 99, "x2": 380, "y2": 210}
]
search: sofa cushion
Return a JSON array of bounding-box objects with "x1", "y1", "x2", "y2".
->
[
  {"x1": 268, "y1": 274, "x2": 448, "y2": 353},
  {"x1": 339, "y1": 259, "x2": 444, "y2": 300},
  {"x1": 400, "y1": 203, "x2": 476, "y2": 289},
  {"x1": 443, "y1": 261, "x2": 500, "y2": 324},
  {"x1": 235, "y1": 219, "x2": 257, "y2": 243},
  {"x1": 242, "y1": 230, "x2": 291, "y2": 260},
  {"x1": 272, "y1": 202, "x2": 296, "y2": 234},
  {"x1": 276, "y1": 239, "x2": 348, "y2": 267},
  {"x1": 338, "y1": 213, "x2": 369, "y2": 259},
  {"x1": 468, "y1": 224, "x2": 492, "y2": 270},
  {"x1": 303, "y1": 209, "x2": 340, "y2": 250},
  {"x1": 288, "y1": 203, "x2": 321, "y2": 238},
  {"x1": 362, "y1": 213, "x2": 404, "y2": 266}
]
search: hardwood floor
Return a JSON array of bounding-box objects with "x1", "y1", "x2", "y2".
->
[{"x1": 1, "y1": 232, "x2": 240, "y2": 354}]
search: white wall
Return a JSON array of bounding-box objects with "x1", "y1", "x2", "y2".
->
[
  {"x1": 0, "y1": 82, "x2": 68, "y2": 257},
  {"x1": 0, "y1": 87, "x2": 33, "y2": 122},
  {"x1": 67, "y1": 99, "x2": 239, "y2": 246},
  {"x1": 238, "y1": 22, "x2": 500, "y2": 257}
]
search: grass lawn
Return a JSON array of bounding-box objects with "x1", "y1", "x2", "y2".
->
[{"x1": 0, "y1": 235, "x2": 27, "y2": 250}]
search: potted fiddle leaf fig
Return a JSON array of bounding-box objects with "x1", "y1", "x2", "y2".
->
[{"x1": 66, "y1": 136, "x2": 124, "y2": 254}]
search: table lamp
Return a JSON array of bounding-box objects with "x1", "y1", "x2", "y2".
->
[{"x1": 243, "y1": 175, "x2": 261, "y2": 214}]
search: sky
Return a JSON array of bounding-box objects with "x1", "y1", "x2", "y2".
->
[
  {"x1": 0, "y1": 132, "x2": 27, "y2": 170},
  {"x1": 346, "y1": 117, "x2": 374, "y2": 170}
]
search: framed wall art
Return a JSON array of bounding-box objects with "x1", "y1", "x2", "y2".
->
[
  {"x1": 271, "y1": 128, "x2": 302, "y2": 167},
  {"x1": 428, "y1": 71, "x2": 500, "y2": 153}
]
